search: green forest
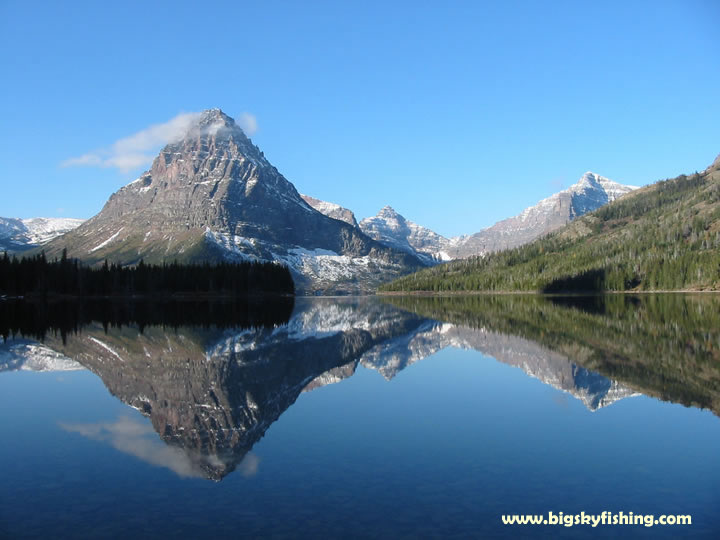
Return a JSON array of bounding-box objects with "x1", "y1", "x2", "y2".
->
[
  {"x1": 381, "y1": 163, "x2": 720, "y2": 293},
  {"x1": 0, "y1": 251, "x2": 295, "y2": 297}
]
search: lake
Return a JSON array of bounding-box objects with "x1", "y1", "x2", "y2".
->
[{"x1": 1, "y1": 294, "x2": 719, "y2": 538}]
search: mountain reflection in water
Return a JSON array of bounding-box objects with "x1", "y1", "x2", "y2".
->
[{"x1": 1, "y1": 294, "x2": 718, "y2": 481}]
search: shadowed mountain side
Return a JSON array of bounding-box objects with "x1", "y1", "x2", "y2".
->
[{"x1": 385, "y1": 294, "x2": 720, "y2": 415}]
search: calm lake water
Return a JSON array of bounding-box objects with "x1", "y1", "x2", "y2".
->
[{"x1": 1, "y1": 295, "x2": 719, "y2": 539}]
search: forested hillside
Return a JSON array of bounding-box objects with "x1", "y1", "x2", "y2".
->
[{"x1": 381, "y1": 158, "x2": 720, "y2": 292}]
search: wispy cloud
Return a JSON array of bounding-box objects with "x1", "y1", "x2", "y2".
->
[
  {"x1": 237, "y1": 112, "x2": 258, "y2": 136},
  {"x1": 59, "y1": 415, "x2": 259, "y2": 479},
  {"x1": 61, "y1": 110, "x2": 258, "y2": 173},
  {"x1": 59, "y1": 416, "x2": 207, "y2": 478}
]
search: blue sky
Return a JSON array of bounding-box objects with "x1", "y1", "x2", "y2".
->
[{"x1": 1, "y1": 0, "x2": 718, "y2": 237}]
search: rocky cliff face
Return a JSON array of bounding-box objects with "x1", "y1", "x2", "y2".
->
[
  {"x1": 0, "y1": 217, "x2": 84, "y2": 253},
  {"x1": 40, "y1": 109, "x2": 423, "y2": 294}
]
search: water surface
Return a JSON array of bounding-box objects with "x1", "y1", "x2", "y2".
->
[{"x1": 1, "y1": 295, "x2": 718, "y2": 538}]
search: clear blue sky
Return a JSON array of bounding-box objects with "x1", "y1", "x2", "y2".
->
[{"x1": 1, "y1": 0, "x2": 718, "y2": 237}]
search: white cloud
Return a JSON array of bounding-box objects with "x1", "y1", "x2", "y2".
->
[
  {"x1": 62, "y1": 153, "x2": 103, "y2": 167},
  {"x1": 238, "y1": 112, "x2": 258, "y2": 136},
  {"x1": 61, "y1": 110, "x2": 258, "y2": 173},
  {"x1": 59, "y1": 416, "x2": 207, "y2": 478}
]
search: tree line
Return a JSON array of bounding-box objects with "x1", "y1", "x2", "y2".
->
[{"x1": 0, "y1": 250, "x2": 295, "y2": 297}]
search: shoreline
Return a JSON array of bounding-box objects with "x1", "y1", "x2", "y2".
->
[{"x1": 376, "y1": 289, "x2": 720, "y2": 296}]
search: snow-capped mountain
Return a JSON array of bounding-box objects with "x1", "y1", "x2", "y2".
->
[
  {"x1": 0, "y1": 217, "x2": 84, "y2": 253},
  {"x1": 357, "y1": 172, "x2": 636, "y2": 260},
  {"x1": 447, "y1": 172, "x2": 637, "y2": 258},
  {"x1": 359, "y1": 206, "x2": 454, "y2": 263},
  {"x1": 300, "y1": 194, "x2": 358, "y2": 227},
  {"x1": 39, "y1": 109, "x2": 424, "y2": 293}
]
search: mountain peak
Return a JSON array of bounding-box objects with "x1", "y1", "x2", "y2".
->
[
  {"x1": 378, "y1": 205, "x2": 401, "y2": 218},
  {"x1": 198, "y1": 108, "x2": 234, "y2": 127},
  {"x1": 575, "y1": 171, "x2": 603, "y2": 188}
]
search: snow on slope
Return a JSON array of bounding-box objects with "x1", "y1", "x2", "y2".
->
[
  {"x1": 0, "y1": 216, "x2": 85, "y2": 251},
  {"x1": 0, "y1": 340, "x2": 85, "y2": 372},
  {"x1": 22, "y1": 217, "x2": 86, "y2": 245}
]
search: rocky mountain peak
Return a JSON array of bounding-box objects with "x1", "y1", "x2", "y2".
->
[
  {"x1": 576, "y1": 171, "x2": 602, "y2": 187},
  {"x1": 199, "y1": 107, "x2": 232, "y2": 124},
  {"x1": 377, "y1": 206, "x2": 402, "y2": 220}
]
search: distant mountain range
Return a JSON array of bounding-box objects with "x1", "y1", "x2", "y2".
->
[
  {"x1": 305, "y1": 172, "x2": 637, "y2": 263},
  {"x1": 0, "y1": 217, "x2": 84, "y2": 253},
  {"x1": 383, "y1": 155, "x2": 720, "y2": 292}
]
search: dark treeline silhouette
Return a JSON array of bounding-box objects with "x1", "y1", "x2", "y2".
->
[
  {"x1": 0, "y1": 297, "x2": 295, "y2": 343},
  {"x1": 0, "y1": 251, "x2": 294, "y2": 297}
]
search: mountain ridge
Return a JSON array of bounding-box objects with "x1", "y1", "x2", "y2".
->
[
  {"x1": 0, "y1": 217, "x2": 84, "y2": 253},
  {"x1": 352, "y1": 171, "x2": 636, "y2": 261}
]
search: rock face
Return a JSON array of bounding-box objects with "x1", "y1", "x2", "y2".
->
[
  {"x1": 0, "y1": 217, "x2": 84, "y2": 253},
  {"x1": 447, "y1": 172, "x2": 637, "y2": 258},
  {"x1": 300, "y1": 194, "x2": 358, "y2": 227},
  {"x1": 40, "y1": 109, "x2": 423, "y2": 294},
  {"x1": 359, "y1": 206, "x2": 454, "y2": 263},
  {"x1": 358, "y1": 173, "x2": 636, "y2": 260}
]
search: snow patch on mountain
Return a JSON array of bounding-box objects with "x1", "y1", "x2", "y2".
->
[
  {"x1": 0, "y1": 216, "x2": 85, "y2": 252},
  {"x1": 360, "y1": 206, "x2": 450, "y2": 263},
  {"x1": 89, "y1": 228, "x2": 124, "y2": 253},
  {"x1": 0, "y1": 340, "x2": 85, "y2": 372},
  {"x1": 300, "y1": 194, "x2": 358, "y2": 227}
]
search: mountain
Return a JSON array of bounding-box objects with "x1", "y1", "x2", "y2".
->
[
  {"x1": 39, "y1": 109, "x2": 424, "y2": 294},
  {"x1": 447, "y1": 172, "x2": 638, "y2": 258},
  {"x1": 300, "y1": 194, "x2": 358, "y2": 227},
  {"x1": 382, "y1": 157, "x2": 720, "y2": 292},
  {"x1": 356, "y1": 173, "x2": 636, "y2": 262},
  {"x1": 0, "y1": 217, "x2": 84, "y2": 253},
  {"x1": 359, "y1": 206, "x2": 454, "y2": 263}
]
